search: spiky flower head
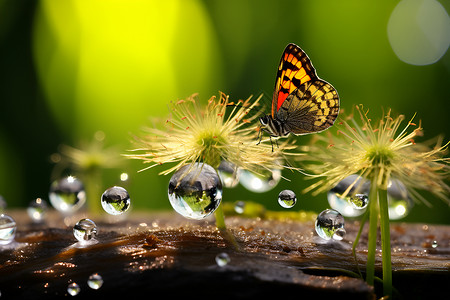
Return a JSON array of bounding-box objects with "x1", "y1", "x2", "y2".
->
[
  {"x1": 126, "y1": 92, "x2": 298, "y2": 175},
  {"x1": 51, "y1": 131, "x2": 125, "y2": 178},
  {"x1": 300, "y1": 104, "x2": 450, "y2": 205}
]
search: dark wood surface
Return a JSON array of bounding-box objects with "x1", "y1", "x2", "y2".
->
[{"x1": 0, "y1": 210, "x2": 448, "y2": 299}]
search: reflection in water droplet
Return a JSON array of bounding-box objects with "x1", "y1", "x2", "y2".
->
[
  {"x1": 0, "y1": 214, "x2": 16, "y2": 245},
  {"x1": 333, "y1": 228, "x2": 347, "y2": 241},
  {"x1": 349, "y1": 194, "x2": 369, "y2": 210},
  {"x1": 239, "y1": 169, "x2": 281, "y2": 193},
  {"x1": 168, "y1": 163, "x2": 222, "y2": 220},
  {"x1": 27, "y1": 198, "x2": 48, "y2": 222},
  {"x1": 315, "y1": 209, "x2": 345, "y2": 241},
  {"x1": 87, "y1": 273, "x2": 103, "y2": 289},
  {"x1": 49, "y1": 176, "x2": 86, "y2": 213},
  {"x1": 215, "y1": 252, "x2": 230, "y2": 267},
  {"x1": 387, "y1": 178, "x2": 413, "y2": 220},
  {"x1": 101, "y1": 186, "x2": 131, "y2": 215},
  {"x1": 431, "y1": 240, "x2": 438, "y2": 248},
  {"x1": 217, "y1": 161, "x2": 240, "y2": 188},
  {"x1": 234, "y1": 201, "x2": 245, "y2": 214},
  {"x1": 73, "y1": 219, "x2": 98, "y2": 242},
  {"x1": 328, "y1": 174, "x2": 369, "y2": 217},
  {"x1": 67, "y1": 282, "x2": 80, "y2": 296},
  {"x1": 278, "y1": 190, "x2": 297, "y2": 208}
]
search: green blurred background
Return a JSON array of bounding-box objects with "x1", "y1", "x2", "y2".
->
[{"x1": 0, "y1": 0, "x2": 449, "y2": 224}]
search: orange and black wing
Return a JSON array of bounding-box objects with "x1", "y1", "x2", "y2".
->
[
  {"x1": 272, "y1": 43, "x2": 318, "y2": 118},
  {"x1": 273, "y1": 43, "x2": 340, "y2": 135}
]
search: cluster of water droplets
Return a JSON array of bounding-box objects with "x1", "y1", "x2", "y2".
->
[
  {"x1": 67, "y1": 273, "x2": 104, "y2": 296},
  {"x1": 327, "y1": 174, "x2": 412, "y2": 220}
]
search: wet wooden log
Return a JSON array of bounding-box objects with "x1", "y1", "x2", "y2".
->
[{"x1": 0, "y1": 210, "x2": 448, "y2": 299}]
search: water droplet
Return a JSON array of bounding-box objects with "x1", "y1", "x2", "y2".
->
[
  {"x1": 73, "y1": 218, "x2": 98, "y2": 243},
  {"x1": 217, "y1": 161, "x2": 240, "y2": 188},
  {"x1": 120, "y1": 172, "x2": 129, "y2": 182},
  {"x1": 67, "y1": 282, "x2": 80, "y2": 296},
  {"x1": 87, "y1": 273, "x2": 103, "y2": 289},
  {"x1": 239, "y1": 169, "x2": 281, "y2": 193},
  {"x1": 27, "y1": 198, "x2": 48, "y2": 222},
  {"x1": 431, "y1": 240, "x2": 438, "y2": 248},
  {"x1": 387, "y1": 178, "x2": 413, "y2": 220},
  {"x1": 101, "y1": 186, "x2": 131, "y2": 215},
  {"x1": 234, "y1": 201, "x2": 245, "y2": 214},
  {"x1": 49, "y1": 176, "x2": 86, "y2": 213},
  {"x1": 215, "y1": 252, "x2": 230, "y2": 267},
  {"x1": 278, "y1": 189, "x2": 297, "y2": 208},
  {"x1": 315, "y1": 209, "x2": 346, "y2": 241},
  {"x1": 0, "y1": 214, "x2": 16, "y2": 245},
  {"x1": 349, "y1": 194, "x2": 369, "y2": 210},
  {"x1": 328, "y1": 174, "x2": 369, "y2": 217},
  {"x1": 168, "y1": 163, "x2": 222, "y2": 220}
]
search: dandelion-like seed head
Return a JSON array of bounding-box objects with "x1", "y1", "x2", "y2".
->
[
  {"x1": 52, "y1": 132, "x2": 125, "y2": 178},
  {"x1": 301, "y1": 104, "x2": 450, "y2": 205},
  {"x1": 127, "y1": 92, "x2": 299, "y2": 176}
]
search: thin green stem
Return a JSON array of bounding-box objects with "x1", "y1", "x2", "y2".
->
[
  {"x1": 214, "y1": 205, "x2": 239, "y2": 250},
  {"x1": 83, "y1": 168, "x2": 102, "y2": 214},
  {"x1": 352, "y1": 209, "x2": 369, "y2": 278},
  {"x1": 379, "y1": 187, "x2": 392, "y2": 297},
  {"x1": 214, "y1": 204, "x2": 226, "y2": 230},
  {"x1": 366, "y1": 172, "x2": 379, "y2": 286}
]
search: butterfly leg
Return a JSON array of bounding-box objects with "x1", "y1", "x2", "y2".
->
[
  {"x1": 269, "y1": 136, "x2": 274, "y2": 152},
  {"x1": 256, "y1": 126, "x2": 263, "y2": 145}
]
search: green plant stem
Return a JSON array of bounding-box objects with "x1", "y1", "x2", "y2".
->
[
  {"x1": 379, "y1": 187, "x2": 392, "y2": 297},
  {"x1": 352, "y1": 209, "x2": 369, "y2": 279},
  {"x1": 366, "y1": 172, "x2": 379, "y2": 286},
  {"x1": 214, "y1": 205, "x2": 239, "y2": 250},
  {"x1": 214, "y1": 204, "x2": 226, "y2": 230},
  {"x1": 84, "y1": 168, "x2": 102, "y2": 214}
]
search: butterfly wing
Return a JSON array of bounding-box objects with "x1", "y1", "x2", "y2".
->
[
  {"x1": 276, "y1": 80, "x2": 339, "y2": 135},
  {"x1": 272, "y1": 43, "x2": 318, "y2": 118}
]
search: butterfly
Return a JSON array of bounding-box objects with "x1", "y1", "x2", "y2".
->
[{"x1": 258, "y1": 43, "x2": 340, "y2": 149}]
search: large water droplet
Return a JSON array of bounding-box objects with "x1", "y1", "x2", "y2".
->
[
  {"x1": 315, "y1": 209, "x2": 346, "y2": 241},
  {"x1": 87, "y1": 273, "x2": 103, "y2": 289},
  {"x1": 73, "y1": 218, "x2": 98, "y2": 243},
  {"x1": 387, "y1": 178, "x2": 413, "y2": 220},
  {"x1": 0, "y1": 214, "x2": 16, "y2": 245},
  {"x1": 101, "y1": 186, "x2": 131, "y2": 215},
  {"x1": 328, "y1": 174, "x2": 369, "y2": 217},
  {"x1": 217, "y1": 161, "x2": 240, "y2": 188},
  {"x1": 278, "y1": 189, "x2": 297, "y2": 208},
  {"x1": 49, "y1": 176, "x2": 86, "y2": 213},
  {"x1": 215, "y1": 252, "x2": 230, "y2": 267},
  {"x1": 239, "y1": 169, "x2": 281, "y2": 193},
  {"x1": 27, "y1": 198, "x2": 48, "y2": 222},
  {"x1": 168, "y1": 163, "x2": 222, "y2": 220},
  {"x1": 67, "y1": 282, "x2": 80, "y2": 296}
]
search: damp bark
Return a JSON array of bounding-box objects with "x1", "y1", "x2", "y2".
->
[{"x1": 0, "y1": 210, "x2": 448, "y2": 299}]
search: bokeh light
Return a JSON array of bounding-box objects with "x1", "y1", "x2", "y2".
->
[{"x1": 388, "y1": 0, "x2": 450, "y2": 65}]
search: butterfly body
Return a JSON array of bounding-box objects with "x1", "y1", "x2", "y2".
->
[{"x1": 259, "y1": 43, "x2": 339, "y2": 144}]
